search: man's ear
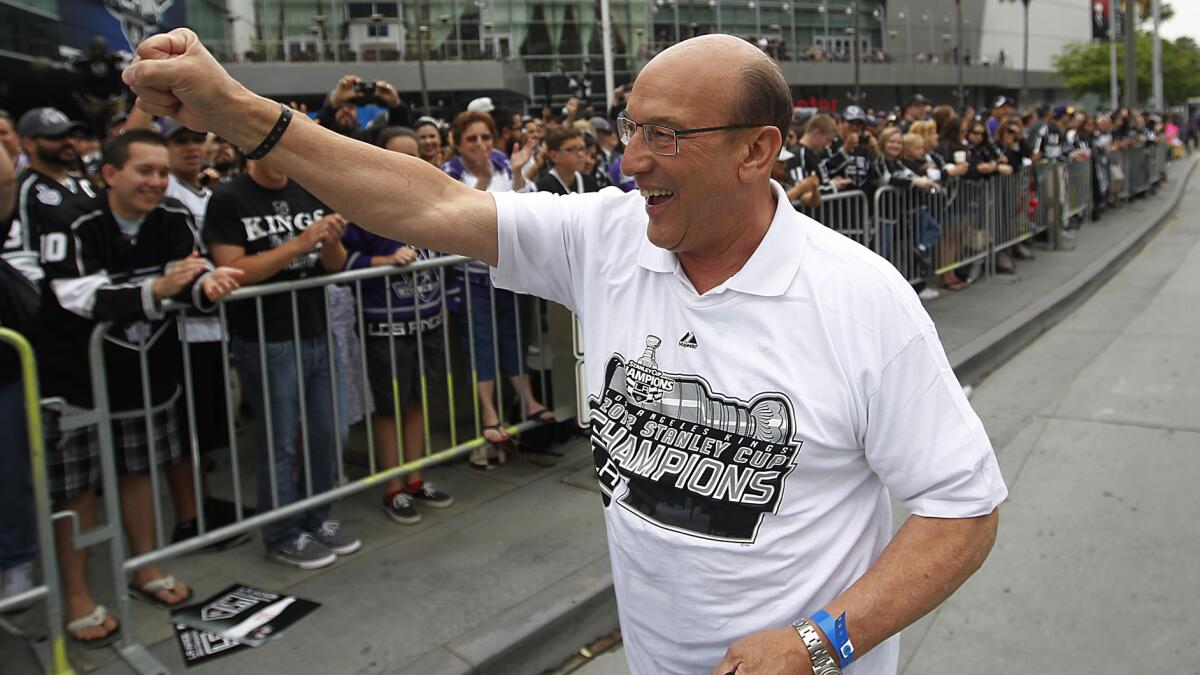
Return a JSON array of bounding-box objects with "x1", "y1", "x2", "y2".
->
[
  {"x1": 101, "y1": 163, "x2": 118, "y2": 186},
  {"x1": 739, "y1": 127, "x2": 781, "y2": 183}
]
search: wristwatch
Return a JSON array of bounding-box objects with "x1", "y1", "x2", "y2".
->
[{"x1": 791, "y1": 618, "x2": 843, "y2": 675}]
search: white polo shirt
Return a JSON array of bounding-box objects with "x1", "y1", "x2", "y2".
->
[{"x1": 491, "y1": 182, "x2": 1007, "y2": 675}]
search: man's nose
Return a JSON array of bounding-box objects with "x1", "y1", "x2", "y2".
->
[{"x1": 620, "y1": 130, "x2": 654, "y2": 176}]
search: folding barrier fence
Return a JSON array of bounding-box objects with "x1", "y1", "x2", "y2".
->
[
  {"x1": 796, "y1": 190, "x2": 872, "y2": 247},
  {"x1": 31, "y1": 255, "x2": 572, "y2": 673},
  {"x1": 0, "y1": 328, "x2": 73, "y2": 675}
]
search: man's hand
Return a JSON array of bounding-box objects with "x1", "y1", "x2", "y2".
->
[
  {"x1": 710, "y1": 627, "x2": 812, "y2": 675},
  {"x1": 122, "y1": 28, "x2": 249, "y2": 138},
  {"x1": 330, "y1": 75, "x2": 362, "y2": 108},
  {"x1": 831, "y1": 177, "x2": 853, "y2": 190},
  {"x1": 372, "y1": 246, "x2": 419, "y2": 267},
  {"x1": 200, "y1": 266, "x2": 244, "y2": 301},
  {"x1": 295, "y1": 213, "x2": 347, "y2": 252},
  {"x1": 153, "y1": 252, "x2": 208, "y2": 300},
  {"x1": 997, "y1": 163, "x2": 1014, "y2": 176},
  {"x1": 375, "y1": 81, "x2": 401, "y2": 108}
]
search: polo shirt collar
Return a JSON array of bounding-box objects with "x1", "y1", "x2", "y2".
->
[{"x1": 635, "y1": 180, "x2": 808, "y2": 297}]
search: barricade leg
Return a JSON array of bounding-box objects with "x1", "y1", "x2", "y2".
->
[{"x1": 0, "y1": 329, "x2": 73, "y2": 674}]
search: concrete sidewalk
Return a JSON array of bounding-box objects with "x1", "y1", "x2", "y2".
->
[{"x1": 5, "y1": 159, "x2": 1193, "y2": 675}]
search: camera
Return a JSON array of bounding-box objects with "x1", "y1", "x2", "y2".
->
[{"x1": 354, "y1": 81, "x2": 377, "y2": 98}]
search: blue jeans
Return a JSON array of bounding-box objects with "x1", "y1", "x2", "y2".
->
[
  {"x1": 457, "y1": 282, "x2": 521, "y2": 382},
  {"x1": 233, "y1": 337, "x2": 343, "y2": 552},
  {"x1": 0, "y1": 379, "x2": 38, "y2": 570},
  {"x1": 917, "y1": 206, "x2": 943, "y2": 251}
]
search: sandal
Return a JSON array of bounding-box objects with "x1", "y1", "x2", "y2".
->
[
  {"x1": 525, "y1": 407, "x2": 557, "y2": 424},
  {"x1": 128, "y1": 575, "x2": 193, "y2": 610},
  {"x1": 66, "y1": 604, "x2": 121, "y2": 649},
  {"x1": 939, "y1": 280, "x2": 969, "y2": 291}
]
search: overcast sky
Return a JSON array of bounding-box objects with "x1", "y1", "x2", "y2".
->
[{"x1": 1159, "y1": 1, "x2": 1199, "y2": 42}]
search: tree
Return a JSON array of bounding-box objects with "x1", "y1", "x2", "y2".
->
[
  {"x1": 1134, "y1": 0, "x2": 1174, "y2": 25},
  {"x1": 1053, "y1": 31, "x2": 1200, "y2": 106}
]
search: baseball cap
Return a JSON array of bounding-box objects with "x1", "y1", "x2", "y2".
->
[
  {"x1": 1052, "y1": 104, "x2": 1070, "y2": 118},
  {"x1": 467, "y1": 97, "x2": 495, "y2": 113},
  {"x1": 992, "y1": 95, "x2": 1015, "y2": 109},
  {"x1": 843, "y1": 105, "x2": 869, "y2": 123},
  {"x1": 905, "y1": 93, "x2": 931, "y2": 108},
  {"x1": 17, "y1": 107, "x2": 84, "y2": 138},
  {"x1": 589, "y1": 116, "x2": 612, "y2": 132},
  {"x1": 159, "y1": 117, "x2": 197, "y2": 140},
  {"x1": 777, "y1": 147, "x2": 794, "y2": 163}
]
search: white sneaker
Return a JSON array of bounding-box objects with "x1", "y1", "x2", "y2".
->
[
  {"x1": 2, "y1": 561, "x2": 35, "y2": 606},
  {"x1": 918, "y1": 288, "x2": 940, "y2": 302}
]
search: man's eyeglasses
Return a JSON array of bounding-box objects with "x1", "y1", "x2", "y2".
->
[
  {"x1": 463, "y1": 133, "x2": 492, "y2": 143},
  {"x1": 616, "y1": 112, "x2": 766, "y2": 156}
]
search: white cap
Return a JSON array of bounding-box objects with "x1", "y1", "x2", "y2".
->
[
  {"x1": 777, "y1": 148, "x2": 795, "y2": 163},
  {"x1": 467, "y1": 97, "x2": 495, "y2": 113}
]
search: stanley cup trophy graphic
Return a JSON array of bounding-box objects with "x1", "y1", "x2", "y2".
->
[{"x1": 617, "y1": 335, "x2": 790, "y2": 444}]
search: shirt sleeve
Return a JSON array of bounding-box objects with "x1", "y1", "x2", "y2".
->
[
  {"x1": 201, "y1": 190, "x2": 246, "y2": 249},
  {"x1": 863, "y1": 324, "x2": 1008, "y2": 519},
  {"x1": 490, "y1": 189, "x2": 605, "y2": 315},
  {"x1": 44, "y1": 217, "x2": 163, "y2": 322}
]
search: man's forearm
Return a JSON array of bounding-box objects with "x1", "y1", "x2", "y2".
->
[
  {"x1": 218, "y1": 91, "x2": 498, "y2": 264},
  {"x1": 212, "y1": 239, "x2": 307, "y2": 285},
  {"x1": 818, "y1": 509, "x2": 999, "y2": 662}
]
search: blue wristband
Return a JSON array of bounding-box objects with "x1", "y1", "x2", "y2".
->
[{"x1": 810, "y1": 610, "x2": 855, "y2": 667}]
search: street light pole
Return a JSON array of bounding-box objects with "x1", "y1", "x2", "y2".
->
[
  {"x1": 1109, "y1": 0, "x2": 1119, "y2": 109},
  {"x1": 1021, "y1": 0, "x2": 1030, "y2": 104},
  {"x1": 848, "y1": 2, "x2": 860, "y2": 103},
  {"x1": 1152, "y1": 0, "x2": 1163, "y2": 111},
  {"x1": 1123, "y1": 0, "x2": 1137, "y2": 107},
  {"x1": 955, "y1": 0, "x2": 964, "y2": 109},
  {"x1": 416, "y1": 22, "x2": 431, "y2": 114}
]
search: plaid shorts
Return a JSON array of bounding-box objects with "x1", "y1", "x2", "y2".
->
[{"x1": 44, "y1": 395, "x2": 184, "y2": 503}]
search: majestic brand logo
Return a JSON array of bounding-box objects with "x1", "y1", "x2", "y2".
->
[{"x1": 678, "y1": 332, "x2": 698, "y2": 349}]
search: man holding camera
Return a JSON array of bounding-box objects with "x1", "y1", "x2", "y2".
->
[{"x1": 318, "y1": 75, "x2": 411, "y2": 142}]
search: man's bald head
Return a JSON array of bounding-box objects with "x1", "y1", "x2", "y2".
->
[{"x1": 638, "y1": 35, "x2": 792, "y2": 141}]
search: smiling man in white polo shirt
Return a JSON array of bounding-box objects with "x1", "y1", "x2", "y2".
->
[{"x1": 123, "y1": 29, "x2": 1005, "y2": 675}]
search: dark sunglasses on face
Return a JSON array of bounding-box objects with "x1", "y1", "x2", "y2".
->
[{"x1": 170, "y1": 133, "x2": 207, "y2": 145}]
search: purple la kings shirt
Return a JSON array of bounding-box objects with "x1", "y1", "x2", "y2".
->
[{"x1": 340, "y1": 224, "x2": 449, "y2": 331}]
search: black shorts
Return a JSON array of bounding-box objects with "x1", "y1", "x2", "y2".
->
[
  {"x1": 45, "y1": 397, "x2": 183, "y2": 502},
  {"x1": 364, "y1": 327, "x2": 446, "y2": 417}
]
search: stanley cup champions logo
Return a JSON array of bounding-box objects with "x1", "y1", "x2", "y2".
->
[{"x1": 590, "y1": 335, "x2": 802, "y2": 543}]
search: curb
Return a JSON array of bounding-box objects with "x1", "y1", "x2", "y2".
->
[
  {"x1": 399, "y1": 557, "x2": 618, "y2": 674},
  {"x1": 398, "y1": 158, "x2": 1195, "y2": 675},
  {"x1": 950, "y1": 157, "x2": 1196, "y2": 386}
]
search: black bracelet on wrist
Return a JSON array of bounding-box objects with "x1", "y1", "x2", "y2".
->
[{"x1": 244, "y1": 103, "x2": 293, "y2": 160}]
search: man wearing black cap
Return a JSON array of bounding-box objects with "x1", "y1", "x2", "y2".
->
[
  {"x1": 10, "y1": 108, "x2": 98, "y2": 256},
  {"x1": 899, "y1": 94, "x2": 931, "y2": 133},
  {"x1": 825, "y1": 105, "x2": 874, "y2": 191},
  {"x1": 986, "y1": 96, "x2": 1015, "y2": 138},
  {"x1": 1032, "y1": 105, "x2": 1070, "y2": 162}
]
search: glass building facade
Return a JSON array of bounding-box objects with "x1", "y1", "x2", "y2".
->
[{"x1": 235, "y1": 0, "x2": 886, "y2": 73}]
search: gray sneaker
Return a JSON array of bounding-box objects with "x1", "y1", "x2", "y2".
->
[
  {"x1": 314, "y1": 520, "x2": 361, "y2": 555},
  {"x1": 270, "y1": 533, "x2": 336, "y2": 570}
]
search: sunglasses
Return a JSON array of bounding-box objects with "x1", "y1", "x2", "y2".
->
[{"x1": 463, "y1": 133, "x2": 492, "y2": 143}]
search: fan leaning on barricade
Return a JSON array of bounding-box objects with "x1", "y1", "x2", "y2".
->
[
  {"x1": 334, "y1": 126, "x2": 455, "y2": 526},
  {"x1": 123, "y1": 30, "x2": 1005, "y2": 675},
  {"x1": 34, "y1": 129, "x2": 242, "y2": 647}
]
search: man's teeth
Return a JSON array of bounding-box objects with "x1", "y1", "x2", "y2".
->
[{"x1": 640, "y1": 189, "x2": 674, "y2": 198}]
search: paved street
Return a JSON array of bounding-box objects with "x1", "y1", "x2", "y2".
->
[{"x1": 577, "y1": 173, "x2": 1200, "y2": 674}]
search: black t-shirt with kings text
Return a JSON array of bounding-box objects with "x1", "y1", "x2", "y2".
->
[{"x1": 203, "y1": 174, "x2": 329, "y2": 342}]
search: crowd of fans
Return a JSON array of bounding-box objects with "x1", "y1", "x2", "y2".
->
[{"x1": 0, "y1": 62, "x2": 1182, "y2": 647}]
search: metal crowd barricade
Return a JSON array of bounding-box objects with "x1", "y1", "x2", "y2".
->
[
  {"x1": 1063, "y1": 158, "x2": 1093, "y2": 224},
  {"x1": 991, "y1": 164, "x2": 1037, "y2": 254},
  {"x1": 0, "y1": 328, "x2": 73, "y2": 675},
  {"x1": 66, "y1": 253, "x2": 569, "y2": 673},
  {"x1": 795, "y1": 190, "x2": 872, "y2": 246}
]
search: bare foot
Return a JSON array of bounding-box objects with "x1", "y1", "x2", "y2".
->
[
  {"x1": 65, "y1": 591, "x2": 118, "y2": 641},
  {"x1": 132, "y1": 567, "x2": 191, "y2": 606}
]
